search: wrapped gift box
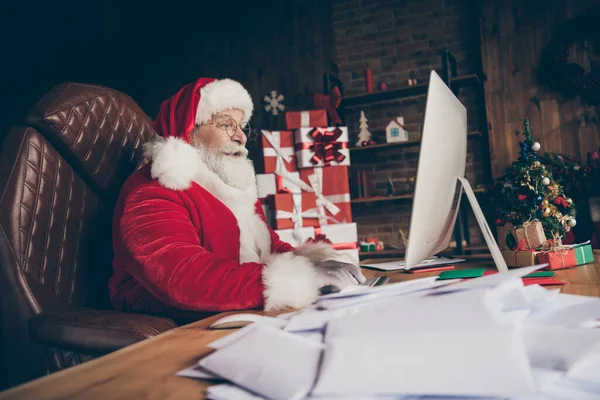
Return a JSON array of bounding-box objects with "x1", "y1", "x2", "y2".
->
[
  {"x1": 501, "y1": 250, "x2": 539, "y2": 268},
  {"x1": 299, "y1": 166, "x2": 352, "y2": 225},
  {"x1": 256, "y1": 172, "x2": 306, "y2": 199},
  {"x1": 261, "y1": 130, "x2": 297, "y2": 174},
  {"x1": 273, "y1": 192, "x2": 320, "y2": 230},
  {"x1": 285, "y1": 110, "x2": 328, "y2": 130},
  {"x1": 515, "y1": 221, "x2": 547, "y2": 250},
  {"x1": 571, "y1": 243, "x2": 594, "y2": 266},
  {"x1": 275, "y1": 227, "x2": 316, "y2": 247},
  {"x1": 295, "y1": 127, "x2": 350, "y2": 168},
  {"x1": 538, "y1": 248, "x2": 578, "y2": 270}
]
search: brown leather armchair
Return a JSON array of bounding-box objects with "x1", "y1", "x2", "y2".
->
[{"x1": 0, "y1": 83, "x2": 178, "y2": 390}]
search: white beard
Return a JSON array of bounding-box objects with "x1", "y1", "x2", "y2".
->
[{"x1": 200, "y1": 145, "x2": 256, "y2": 191}]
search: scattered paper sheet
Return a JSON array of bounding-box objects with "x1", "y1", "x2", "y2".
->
[
  {"x1": 312, "y1": 327, "x2": 535, "y2": 398},
  {"x1": 521, "y1": 326, "x2": 600, "y2": 371},
  {"x1": 324, "y1": 288, "x2": 511, "y2": 340},
  {"x1": 177, "y1": 365, "x2": 223, "y2": 381},
  {"x1": 200, "y1": 326, "x2": 322, "y2": 400},
  {"x1": 205, "y1": 383, "x2": 264, "y2": 400}
]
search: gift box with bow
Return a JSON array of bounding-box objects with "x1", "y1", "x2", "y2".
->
[
  {"x1": 515, "y1": 220, "x2": 547, "y2": 250},
  {"x1": 501, "y1": 250, "x2": 540, "y2": 267},
  {"x1": 538, "y1": 248, "x2": 578, "y2": 270},
  {"x1": 256, "y1": 172, "x2": 312, "y2": 199},
  {"x1": 295, "y1": 127, "x2": 350, "y2": 168},
  {"x1": 285, "y1": 110, "x2": 328, "y2": 130},
  {"x1": 274, "y1": 226, "x2": 316, "y2": 247},
  {"x1": 261, "y1": 130, "x2": 297, "y2": 174},
  {"x1": 299, "y1": 166, "x2": 352, "y2": 225},
  {"x1": 312, "y1": 86, "x2": 342, "y2": 126},
  {"x1": 273, "y1": 192, "x2": 321, "y2": 230}
]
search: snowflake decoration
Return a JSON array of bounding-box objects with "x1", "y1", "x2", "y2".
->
[{"x1": 264, "y1": 90, "x2": 285, "y2": 116}]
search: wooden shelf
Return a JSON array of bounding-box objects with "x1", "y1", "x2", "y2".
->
[
  {"x1": 350, "y1": 131, "x2": 483, "y2": 153},
  {"x1": 351, "y1": 187, "x2": 486, "y2": 204},
  {"x1": 342, "y1": 74, "x2": 482, "y2": 107}
]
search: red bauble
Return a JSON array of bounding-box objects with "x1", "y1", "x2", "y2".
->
[
  {"x1": 518, "y1": 194, "x2": 528, "y2": 201},
  {"x1": 495, "y1": 218, "x2": 505, "y2": 226}
]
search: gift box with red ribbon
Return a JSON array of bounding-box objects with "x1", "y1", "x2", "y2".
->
[
  {"x1": 295, "y1": 127, "x2": 350, "y2": 168},
  {"x1": 538, "y1": 248, "x2": 578, "y2": 270},
  {"x1": 501, "y1": 250, "x2": 540, "y2": 267},
  {"x1": 514, "y1": 221, "x2": 547, "y2": 250},
  {"x1": 299, "y1": 166, "x2": 352, "y2": 225},
  {"x1": 261, "y1": 130, "x2": 297, "y2": 174},
  {"x1": 285, "y1": 110, "x2": 328, "y2": 130},
  {"x1": 313, "y1": 86, "x2": 343, "y2": 126},
  {"x1": 256, "y1": 172, "x2": 310, "y2": 199},
  {"x1": 315, "y1": 223, "x2": 359, "y2": 263},
  {"x1": 273, "y1": 192, "x2": 320, "y2": 230}
]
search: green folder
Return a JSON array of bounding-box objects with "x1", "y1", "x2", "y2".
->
[
  {"x1": 523, "y1": 271, "x2": 555, "y2": 278},
  {"x1": 437, "y1": 268, "x2": 486, "y2": 280}
]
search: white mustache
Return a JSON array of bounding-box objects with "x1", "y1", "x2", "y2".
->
[{"x1": 222, "y1": 143, "x2": 248, "y2": 157}]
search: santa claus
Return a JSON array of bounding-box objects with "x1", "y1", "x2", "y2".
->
[{"x1": 109, "y1": 77, "x2": 365, "y2": 320}]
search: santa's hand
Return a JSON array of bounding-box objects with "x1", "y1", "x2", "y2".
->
[{"x1": 313, "y1": 260, "x2": 367, "y2": 290}]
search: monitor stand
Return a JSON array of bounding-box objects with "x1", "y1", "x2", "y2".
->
[{"x1": 457, "y1": 177, "x2": 509, "y2": 273}]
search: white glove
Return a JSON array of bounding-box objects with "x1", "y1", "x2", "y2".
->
[{"x1": 313, "y1": 260, "x2": 366, "y2": 290}]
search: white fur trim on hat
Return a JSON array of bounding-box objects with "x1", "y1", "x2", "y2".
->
[
  {"x1": 196, "y1": 78, "x2": 254, "y2": 125},
  {"x1": 262, "y1": 252, "x2": 319, "y2": 311}
]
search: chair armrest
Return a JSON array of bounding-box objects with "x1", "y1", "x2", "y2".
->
[{"x1": 29, "y1": 307, "x2": 177, "y2": 354}]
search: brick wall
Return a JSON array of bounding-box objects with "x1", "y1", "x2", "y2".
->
[{"x1": 332, "y1": 0, "x2": 487, "y2": 249}]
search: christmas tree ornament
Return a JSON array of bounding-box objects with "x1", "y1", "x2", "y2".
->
[
  {"x1": 543, "y1": 207, "x2": 551, "y2": 217},
  {"x1": 542, "y1": 177, "x2": 550, "y2": 185},
  {"x1": 566, "y1": 197, "x2": 573, "y2": 205},
  {"x1": 567, "y1": 219, "x2": 577, "y2": 227},
  {"x1": 518, "y1": 194, "x2": 528, "y2": 201},
  {"x1": 536, "y1": 195, "x2": 543, "y2": 203},
  {"x1": 531, "y1": 142, "x2": 541, "y2": 151}
]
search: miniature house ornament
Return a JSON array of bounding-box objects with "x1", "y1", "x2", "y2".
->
[{"x1": 385, "y1": 117, "x2": 408, "y2": 143}]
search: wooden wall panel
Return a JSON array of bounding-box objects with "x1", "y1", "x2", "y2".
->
[{"x1": 480, "y1": 0, "x2": 600, "y2": 178}]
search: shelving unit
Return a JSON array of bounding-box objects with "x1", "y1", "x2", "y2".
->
[
  {"x1": 350, "y1": 187, "x2": 486, "y2": 204},
  {"x1": 324, "y1": 50, "x2": 495, "y2": 260}
]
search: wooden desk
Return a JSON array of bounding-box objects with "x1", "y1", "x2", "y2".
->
[{"x1": 2, "y1": 251, "x2": 599, "y2": 400}]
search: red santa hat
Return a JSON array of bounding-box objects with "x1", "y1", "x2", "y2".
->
[{"x1": 152, "y1": 77, "x2": 254, "y2": 143}]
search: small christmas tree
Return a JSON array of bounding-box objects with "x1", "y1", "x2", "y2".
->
[
  {"x1": 355, "y1": 110, "x2": 373, "y2": 146},
  {"x1": 494, "y1": 119, "x2": 577, "y2": 242}
]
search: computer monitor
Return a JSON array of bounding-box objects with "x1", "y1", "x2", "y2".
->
[{"x1": 404, "y1": 70, "x2": 508, "y2": 272}]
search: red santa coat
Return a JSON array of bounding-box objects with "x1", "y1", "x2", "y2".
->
[{"x1": 109, "y1": 136, "x2": 340, "y2": 318}]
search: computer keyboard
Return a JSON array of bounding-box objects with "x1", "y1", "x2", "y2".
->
[{"x1": 362, "y1": 276, "x2": 390, "y2": 287}]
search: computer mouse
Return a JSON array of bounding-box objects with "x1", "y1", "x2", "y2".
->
[{"x1": 208, "y1": 313, "x2": 264, "y2": 329}]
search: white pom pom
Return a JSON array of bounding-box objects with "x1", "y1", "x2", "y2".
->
[
  {"x1": 531, "y1": 142, "x2": 541, "y2": 151},
  {"x1": 567, "y1": 219, "x2": 577, "y2": 227},
  {"x1": 542, "y1": 177, "x2": 550, "y2": 185}
]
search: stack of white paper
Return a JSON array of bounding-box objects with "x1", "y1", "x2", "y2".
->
[{"x1": 176, "y1": 263, "x2": 600, "y2": 400}]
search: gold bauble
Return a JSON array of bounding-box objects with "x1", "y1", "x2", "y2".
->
[
  {"x1": 543, "y1": 207, "x2": 551, "y2": 217},
  {"x1": 565, "y1": 197, "x2": 573, "y2": 205}
]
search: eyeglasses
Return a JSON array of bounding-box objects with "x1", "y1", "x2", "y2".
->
[{"x1": 205, "y1": 117, "x2": 253, "y2": 139}]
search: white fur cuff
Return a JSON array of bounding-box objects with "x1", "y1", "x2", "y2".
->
[{"x1": 262, "y1": 252, "x2": 319, "y2": 311}]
